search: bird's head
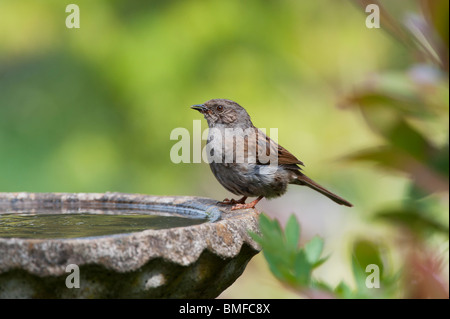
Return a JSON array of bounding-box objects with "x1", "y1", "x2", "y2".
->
[{"x1": 191, "y1": 99, "x2": 252, "y2": 128}]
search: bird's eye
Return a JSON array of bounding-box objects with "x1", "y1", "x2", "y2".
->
[{"x1": 217, "y1": 105, "x2": 223, "y2": 111}]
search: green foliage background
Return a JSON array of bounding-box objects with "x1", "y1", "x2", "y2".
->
[{"x1": 0, "y1": 0, "x2": 448, "y2": 298}]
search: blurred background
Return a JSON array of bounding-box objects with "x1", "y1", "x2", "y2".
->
[{"x1": 0, "y1": 0, "x2": 448, "y2": 298}]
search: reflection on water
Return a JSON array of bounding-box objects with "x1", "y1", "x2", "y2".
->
[{"x1": 0, "y1": 212, "x2": 207, "y2": 239}]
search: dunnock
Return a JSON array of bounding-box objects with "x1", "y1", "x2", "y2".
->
[{"x1": 191, "y1": 99, "x2": 353, "y2": 210}]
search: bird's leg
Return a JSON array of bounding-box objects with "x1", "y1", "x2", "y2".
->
[
  {"x1": 231, "y1": 196, "x2": 264, "y2": 210},
  {"x1": 219, "y1": 196, "x2": 247, "y2": 205}
]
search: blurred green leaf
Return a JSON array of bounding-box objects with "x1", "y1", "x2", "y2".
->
[
  {"x1": 353, "y1": 0, "x2": 418, "y2": 52},
  {"x1": 345, "y1": 88, "x2": 429, "y2": 118},
  {"x1": 304, "y1": 236, "x2": 324, "y2": 265},
  {"x1": 344, "y1": 146, "x2": 404, "y2": 171},
  {"x1": 252, "y1": 214, "x2": 326, "y2": 289},
  {"x1": 351, "y1": 254, "x2": 369, "y2": 294},
  {"x1": 293, "y1": 251, "x2": 312, "y2": 286},
  {"x1": 334, "y1": 281, "x2": 354, "y2": 299},
  {"x1": 430, "y1": 141, "x2": 449, "y2": 178},
  {"x1": 375, "y1": 208, "x2": 449, "y2": 236},
  {"x1": 262, "y1": 249, "x2": 288, "y2": 282},
  {"x1": 385, "y1": 119, "x2": 437, "y2": 162},
  {"x1": 284, "y1": 214, "x2": 300, "y2": 252},
  {"x1": 420, "y1": 0, "x2": 449, "y2": 71},
  {"x1": 422, "y1": 0, "x2": 449, "y2": 48},
  {"x1": 346, "y1": 87, "x2": 441, "y2": 164},
  {"x1": 252, "y1": 214, "x2": 297, "y2": 283},
  {"x1": 354, "y1": 0, "x2": 448, "y2": 71},
  {"x1": 259, "y1": 213, "x2": 283, "y2": 242},
  {"x1": 344, "y1": 146, "x2": 449, "y2": 194},
  {"x1": 248, "y1": 230, "x2": 263, "y2": 245},
  {"x1": 353, "y1": 240, "x2": 384, "y2": 276},
  {"x1": 253, "y1": 214, "x2": 405, "y2": 298},
  {"x1": 352, "y1": 239, "x2": 384, "y2": 292},
  {"x1": 313, "y1": 255, "x2": 330, "y2": 269}
]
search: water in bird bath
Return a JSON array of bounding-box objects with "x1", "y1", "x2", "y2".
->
[
  {"x1": 0, "y1": 211, "x2": 208, "y2": 239},
  {"x1": 0, "y1": 193, "x2": 260, "y2": 298}
]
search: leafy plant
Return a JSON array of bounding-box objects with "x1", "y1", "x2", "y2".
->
[
  {"x1": 252, "y1": 1, "x2": 448, "y2": 299},
  {"x1": 251, "y1": 214, "x2": 399, "y2": 299},
  {"x1": 250, "y1": 214, "x2": 327, "y2": 288}
]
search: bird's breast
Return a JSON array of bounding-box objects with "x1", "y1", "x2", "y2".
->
[{"x1": 206, "y1": 127, "x2": 259, "y2": 164}]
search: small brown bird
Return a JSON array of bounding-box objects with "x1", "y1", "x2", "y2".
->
[{"x1": 191, "y1": 99, "x2": 353, "y2": 210}]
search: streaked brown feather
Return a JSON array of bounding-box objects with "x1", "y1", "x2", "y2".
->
[
  {"x1": 241, "y1": 127, "x2": 304, "y2": 167},
  {"x1": 277, "y1": 143, "x2": 304, "y2": 166}
]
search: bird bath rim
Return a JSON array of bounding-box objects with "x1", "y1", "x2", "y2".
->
[
  {"x1": 0, "y1": 192, "x2": 261, "y2": 277},
  {"x1": 0, "y1": 192, "x2": 223, "y2": 241}
]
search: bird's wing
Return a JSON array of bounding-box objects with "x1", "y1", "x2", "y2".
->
[
  {"x1": 242, "y1": 128, "x2": 304, "y2": 167},
  {"x1": 276, "y1": 142, "x2": 304, "y2": 166}
]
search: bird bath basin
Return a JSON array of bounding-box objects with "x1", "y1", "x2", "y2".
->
[{"x1": 0, "y1": 192, "x2": 260, "y2": 298}]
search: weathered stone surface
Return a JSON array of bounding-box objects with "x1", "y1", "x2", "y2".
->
[{"x1": 0, "y1": 192, "x2": 261, "y2": 298}]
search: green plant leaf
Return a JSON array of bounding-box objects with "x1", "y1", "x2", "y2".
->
[
  {"x1": 384, "y1": 119, "x2": 437, "y2": 163},
  {"x1": 351, "y1": 254, "x2": 368, "y2": 292},
  {"x1": 430, "y1": 141, "x2": 449, "y2": 178},
  {"x1": 258, "y1": 213, "x2": 283, "y2": 242},
  {"x1": 334, "y1": 281, "x2": 354, "y2": 299},
  {"x1": 344, "y1": 146, "x2": 449, "y2": 194},
  {"x1": 284, "y1": 214, "x2": 300, "y2": 252},
  {"x1": 248, "y1": 230, "x2": 263, "y2": 245},
  {"x1": 252, "y1": 214, "x2": 295, "y2": 283},
  {"x1": 375, "y1": 208, "x2": 449, "y2": 236},
  {"x1": 304, "y1": 235, "x2": 324, "y2": 265},
  {"x1": 351, "y1": 239, "x2": 384, "y2": 295},
  {"x1": 313, "y1": 255, "x2": 330, "y2": 269},
  {"x1": 423, "y1": 0, "x2": 449, "y2": 50},
  {"x1": 263, "y1": 250, "x2": 287, "y2": 281},
  {"x1": 293, "y1": 250, "x2": 312, "y2": 286}
]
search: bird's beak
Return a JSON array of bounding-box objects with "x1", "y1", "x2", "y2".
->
[{"x1": 191, "y1": 104, "x2": 207, "y2": 113}]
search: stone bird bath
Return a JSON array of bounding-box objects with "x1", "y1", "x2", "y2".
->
[{"x1": 0, "y1": 192, "x2": 260, "y2": 298}]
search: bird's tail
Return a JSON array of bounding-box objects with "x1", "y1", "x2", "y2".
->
[{"x1": 292, "y1": 173, "x2": 353, "y2": 207}]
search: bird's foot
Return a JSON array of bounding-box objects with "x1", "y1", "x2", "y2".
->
[
  {"x1": 231, "y1": 203, "x2": 255, "y2": 210},
  {"x1": 219, "y1": 196, "x2": 247, "y2": 205},
  {"x1": 231, "y1": 196, "x2": 264, "y2": 210},
  {"x1": 219, "y1": 198, "x2": 236, "y2": 205}
]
